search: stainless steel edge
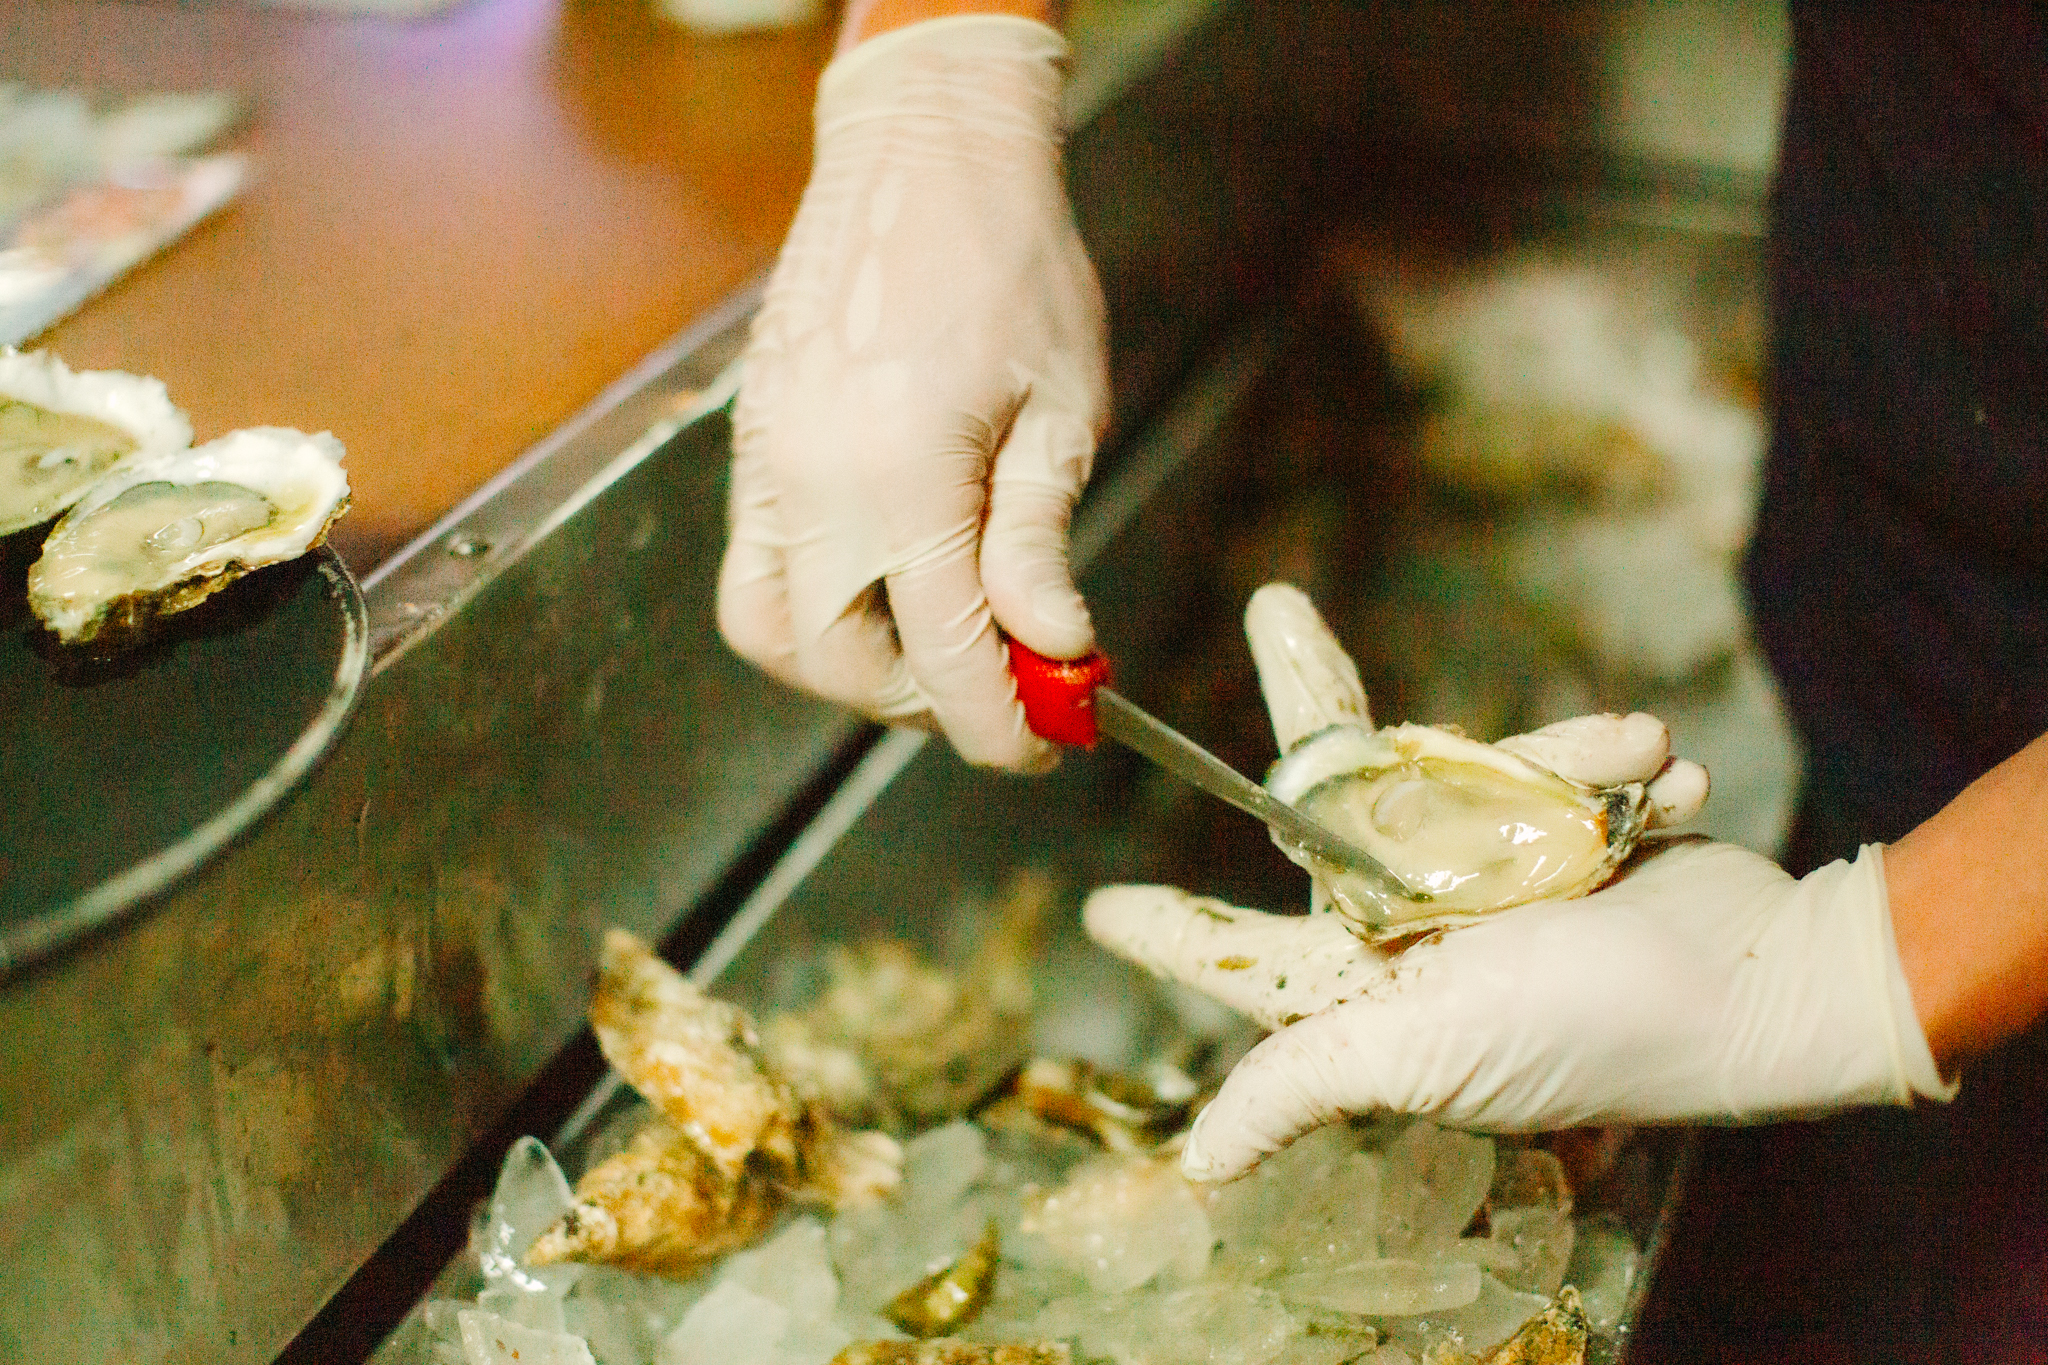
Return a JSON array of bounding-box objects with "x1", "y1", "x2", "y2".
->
[
  {"x1": 360, "y1": 284, "x2": 758, "y2": 668},
  {"x1": 0, "y1": 328, "x2": 855, "y2": 1365}
]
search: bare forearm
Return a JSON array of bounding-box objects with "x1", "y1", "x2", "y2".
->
[
  {"x1": 838, "y1": 0, "x2": 1059, "y2": 51},
  {"x1": 1886, "y1": 729, "x2": 2048, "y2": 1070}
]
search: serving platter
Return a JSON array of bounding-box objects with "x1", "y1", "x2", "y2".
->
[{"x1": 0, "y1": 541, "x2": 368, "y2": 972}]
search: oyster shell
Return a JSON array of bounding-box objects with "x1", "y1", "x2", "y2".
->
[
  {"x1": 530, "y1": 930, "x2": 904, "y2": 1276},
  {"x1": 0, "y1": 348, "x2": 191, "y2": 537},
  {"x1": 1266, "y1": 720, "x2": 1649, "y2": 938},
  {"x1": 1246, "y1": 583, "x2": 1652, "y2": 939},
  {"x1": 27, "y1": 425, "x2": 348, "y2": 644}
]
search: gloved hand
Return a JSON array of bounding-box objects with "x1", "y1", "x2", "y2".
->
[
  {"x1": 1089, "y1": 839, "x2": 1957, "y2": 1182},
  {"x1": 1081, "y1": 583, "x2": 1954, "y2": 1181},
  {"x1": 721, "y1": 15, "x2": 1108, "y2": 770}
]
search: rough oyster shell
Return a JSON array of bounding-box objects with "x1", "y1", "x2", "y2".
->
[
  {"x1": 27, "y1": 425, "x2": 348, "y2": 643},
  {"x1": 530, "y1": 930, "x2": 903, "y2": 1276},
  {"x1": 0, "y1": 348, "x2": 192, "y2": 537}
]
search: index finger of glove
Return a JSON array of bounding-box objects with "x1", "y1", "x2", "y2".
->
[{"x1": 1083, "y1": 885, "x2": 1381, "y2": 1031}]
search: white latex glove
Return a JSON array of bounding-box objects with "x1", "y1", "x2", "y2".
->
[
  {"x1": 1088, "y1": 839, "x2": 1957, "y2": 1182},
  {"x1": 722, "y1": 15, "x2": 1108, "y2": 769},
  {"x1": 1083, "y1": 583, "x2": 1953, "y2": 1182}
]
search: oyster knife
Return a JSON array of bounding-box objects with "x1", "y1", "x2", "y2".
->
[{"x1": 1008, "y1": 639, "x2": 1418, "y2": 901}]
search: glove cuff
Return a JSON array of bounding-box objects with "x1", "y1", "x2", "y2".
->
[
  {"x1": 818, "y1": 15, "x2": 1069, "y2": 135},
  {"x1": 1863, "y1": 843, "x2": 1962, "y2": 1104}
]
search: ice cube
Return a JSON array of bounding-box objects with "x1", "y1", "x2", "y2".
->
[
  {"x1": 1482, "y1": 1147, "x2": 1574, "y2": 1298},
  {"x1": 569, "y1": 1261, "x2": 714, "y2": 1343},
  {"x1": 477, "y1": 1263, "x2": 584, "y2": 1333},
  {"x1": 1132, "y1": 1282, "x2": 1298, "y2": 1365},
  {"x1": 561, "y1": 1287, "x2": 656, "y2": 1365},
  {"x1": 900, "y1": 1121, "x2": 989, "y2": 1219},
  {"x1": 720, "y1": 1217, "x2": 840, "y2": 1326},
  {"x1": 1384, "y1": 1272, "x2": 1549, "y2": 1359},
  {"x1": 659, "y1": 1280, "x2": 791, "y2": 1365},
  {"x1": 380, "y1": 1298, "x2": 472, "y2": 1365},
  {"x1": 1484, "y1": 1207, "x2": 1575, "y2": 1299},
  {"x1": 773, "y1": 1313, "x2": 855, "y2": 1365},
  {"x1": 456, "y1": 1308, "x2": 597, "y2": 1365},
  {"x1": 1019, "y1": 1154, "x2": 1212, "y2": 1294},
  {"x1": 1207, "y1": 1128, "x2": 1381, "y2": 1282},
  {"x1": 831, "y1": 1201, "x2": 988, "y2": 1315},
  {"x1": 478, "y1": 1137, "x2": 576, "y2": 1290},
  {"x1": 1561, "y1": 1221, "x2": 1640, "y2": 1329},
  {"x1": 1268, "y1": 1258, "x2": 1482, "y2": 1317},
  {"x1": 1030, "y1": 1283, "x2": 1298, "y2": 1365},
  {"x1": 1376, "y1": 1124, "x2": 1494, "y2": 1261}
]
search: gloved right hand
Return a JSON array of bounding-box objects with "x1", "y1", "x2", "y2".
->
[{"x1": 720, "y1": 15, "x2": 1109, "y2": 770}]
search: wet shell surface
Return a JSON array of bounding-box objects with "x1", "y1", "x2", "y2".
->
[
  {"x1": 1266, "y1": 721, "x2": 1649, "y2": 939},
  {"x1": 27, "y1": 425, "x2": 349, "y2": 644},
  {"x1": 0, "y1": 348, "x2": 192, "y2": 537}
]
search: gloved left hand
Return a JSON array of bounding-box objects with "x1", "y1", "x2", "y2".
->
[
  {"x1": 1088, "y1": 838, "x2": 1955, "y2": 1183},
  {"x1": 1081, "y1": 583, "x2": 1953, "y2": 1181}
]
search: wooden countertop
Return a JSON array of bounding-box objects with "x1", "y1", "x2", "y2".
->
[{"x1": 2, "y1": 0, "x2": 834, "y2": 567}]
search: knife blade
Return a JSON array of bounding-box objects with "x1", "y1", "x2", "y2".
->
[{"x1": 1008, "y1": 640, "x2": 1421, "y2": 902}]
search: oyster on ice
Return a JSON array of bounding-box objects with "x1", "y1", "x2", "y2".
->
[
  {"x1": 0, "y1": 348, "x2": 192, "y2": 537},
  {"x1": 28, "y1": 425, "x2": 349, "y2": 644},
  {"x1": 1246, "y1": 584, "x2": 1670, "y2": 939}
]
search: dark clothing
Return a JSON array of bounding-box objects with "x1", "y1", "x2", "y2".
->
[
  {"x1": 1635, "y1": 9, "x2": 2048, "y2": 1362},
  {"x1": 1747, "y1": 7, "x2": 2048, "y2": 838}
]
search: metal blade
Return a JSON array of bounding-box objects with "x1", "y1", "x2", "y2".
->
[{"x1": 1093, "y1": 688, "x2": 1418, "y2": 901}]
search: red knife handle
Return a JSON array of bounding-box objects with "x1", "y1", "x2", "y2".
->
[{"x1": 1008, "y1": 638, "x2": 1113, "y2": 748}]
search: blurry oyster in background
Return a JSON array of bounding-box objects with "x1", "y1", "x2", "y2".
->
[
  {"x1": 762, "y1": 868, "x2": 1054, "y2": 1131},
  {"x1": 0, "y1": 347, "x2": 190, "y2": 536},
  {"x1": 530, "y1": 931, "x2": 903, "y2": 1277},
  {"x1": 28, "y1": 425, "x2": 349, "y2": 644}
]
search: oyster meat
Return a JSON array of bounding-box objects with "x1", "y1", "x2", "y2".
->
[
  {"x1": 28, "y1": 425, "x2": 348, "y2": 644},
  {"x1": 1246, "y1": 583, "x2": 1662, "y2": 938},
  {"x1": 1266, "y1": 720, "x2": 1649, "y2": 937},
  {"x1": 0, "y1": 348, "x2": 191, "y2": 537}
]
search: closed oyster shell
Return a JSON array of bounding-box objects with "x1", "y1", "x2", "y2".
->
[
  {"x1": 525, "y1": 1119, "x2": 780, "y2": 1277},
  {"x1": 27, "y1": 425, "x2": 348, "y2": 644},
  {"x1": 531, "y1": 931, "x2": 904, "y2": 1277}
]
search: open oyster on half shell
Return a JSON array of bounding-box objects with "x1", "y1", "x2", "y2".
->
[
  {"x1": 0, "y1": 348, "x2": 193, "y2": 538},
  {"x1": 1246, "y1": 584, "x2": 1706, "y2": 939},
  {"x1": 27, "y1": 425, "x2": 349, "y2": 645}
]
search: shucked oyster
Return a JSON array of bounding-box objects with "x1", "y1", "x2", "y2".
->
[
  {"x1": 1266, "y1": 720, "x2": 1651, "y2": 936},
  {"x1": 1246, "y1": 584, "x2": 1701, "y2": 938},
  {"x1": 0, "y1": 348, "x2": 192, "y2": 537},
  {"x1": 28, "y1": 425, "x2": 349, "y2": 644}
]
